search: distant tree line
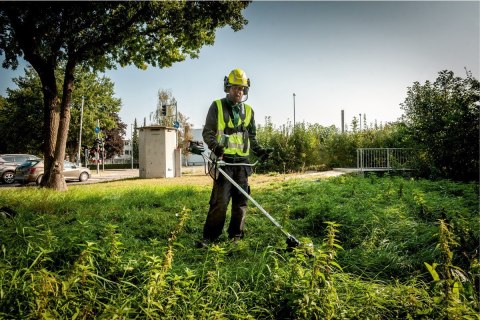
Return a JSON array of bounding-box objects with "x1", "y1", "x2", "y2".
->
[{"x1": 255, "y1": 70, "x2": 478, "y2": 182}]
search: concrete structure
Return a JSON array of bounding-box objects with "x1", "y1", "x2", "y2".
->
[{"x1": 139, "y1": 126, "x2": 181, "y2": 178}]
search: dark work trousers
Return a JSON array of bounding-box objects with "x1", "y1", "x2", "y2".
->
[{"x1": 203, "y1": 164, "x2": 251, "y2": 241}]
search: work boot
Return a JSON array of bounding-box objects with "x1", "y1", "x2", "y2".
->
[
  {"x1": 230, "y1": 235, "x2": 243, "y2": 245},
  {"x1": 195, "y1": 238, "x2": 210, "y2": 249}
]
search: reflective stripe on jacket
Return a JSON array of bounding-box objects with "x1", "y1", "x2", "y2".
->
[{"x1": 215, "y1": 99, "x2": 252, "y2": 157}]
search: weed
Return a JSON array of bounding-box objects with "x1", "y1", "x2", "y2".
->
[{"x1": 424, "y1": 220, "x2": 479, "y2": 319}]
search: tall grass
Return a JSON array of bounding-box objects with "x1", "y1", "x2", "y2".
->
[{"x1": 0, "y1": 174, "x2": 478, "y2": 318}]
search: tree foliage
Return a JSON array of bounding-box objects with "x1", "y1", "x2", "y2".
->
[
  {"x1": 150, "y1": 89, "x2": 178, "y2": 126},
  {"x1": 150, "y1": 89, "x2": 194, "y2": 161},
  {"x1": 103, "y1": 114, "x2": 127, "y2": 160},
  {"x1": 0, "y1": 68, "x2": 44, "y2": 155},
  {"x1": 255, "y1": 117, "x2": 409, "y2": 173},
  {"x1": 400, "y1": 70, "x2": 479, "y2": 181},
  {"x1": 256, "y1": 70, "x2": 478, "y2": 180},
  {"x1": 0, "y1": 66, "x2": 124, "y2": 160},
  {"x1": 0, "y1": 1, "x2": 249, "y2": 190}
]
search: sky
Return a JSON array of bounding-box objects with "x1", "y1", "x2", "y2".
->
[{"x1": 1, "y1": 1, "x2": 479, "y2": 138}]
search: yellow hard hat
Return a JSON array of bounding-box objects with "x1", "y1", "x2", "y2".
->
[{"x1": 224, "y1": 68, "x2": 250, "y2": 93}]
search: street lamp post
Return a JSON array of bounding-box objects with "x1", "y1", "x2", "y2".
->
[
  {"x1": 293, "y1": 93, "x2": 296, "y2": 131},
  {"x1": 174, "y1": 101, "x2": 179, "y2": 148}
]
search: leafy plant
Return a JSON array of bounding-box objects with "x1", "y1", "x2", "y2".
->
[
  {"x1": 424, "y1": 220, "x2": 479, "y2": 319},
  {"x1": 401, "y1": 70, "x2": 479, "y2": 181}
]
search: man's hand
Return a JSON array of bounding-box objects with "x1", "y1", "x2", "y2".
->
[{"x1": 213, "y1": 145, "x2": 225, "y2": 158}]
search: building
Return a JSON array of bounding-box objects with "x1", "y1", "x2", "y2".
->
[{"x1": 111, "y1": 139, "x2": 133, "y2": 164}]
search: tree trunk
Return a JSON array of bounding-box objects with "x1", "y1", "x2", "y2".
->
[
  {"x1": 37, "y1": 68, "x2": 59, "y2": 187},
  {"x1": 46, "y1": 60, "x2": 76, "y2": 191}
]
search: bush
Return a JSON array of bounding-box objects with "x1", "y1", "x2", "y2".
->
[{"x1": 400, "y1": 70, "x2": 479, "y2": 181}]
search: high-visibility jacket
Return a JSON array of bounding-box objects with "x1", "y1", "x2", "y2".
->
[{"x1": 215, "y1": 99, "x2": 252, "y2": 157}]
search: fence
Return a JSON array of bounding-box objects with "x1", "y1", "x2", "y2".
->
[{"x1": 357, "y1": 148, "x2": 415, "y2": 172}]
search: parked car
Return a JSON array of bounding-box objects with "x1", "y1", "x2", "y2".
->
[
  {"x1": 0, "y1": 154, "x2": 40, "y2": 184},
  {"x1": 14, "y1": 160, "x2": 91, "y2": 185}
]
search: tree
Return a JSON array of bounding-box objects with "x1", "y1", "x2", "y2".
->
[
  {"x1": 0, "y1": 1, "x2": 249, "y2": 190},
  {"x1": 400, "y1": 70, "x2": 479, "y2": 181},
  {"x1": 150, "y1": 89, "x2": 177, "y2": 126},
  {"x1": 103, "y1": 114, "x2": 127, "y2": 160},
  {"x1": 67, "y1": 69, "x2": 123, "y2": 162},
  {"x1": 0, "y1": 66, "x2": 123, "y2": 160},
  {"x1": 150, "y1": 89, "x2": 194, "y2": 161},
  {"x1": 0, "y1": 68, "x2": 44, "y2": 155},
  {"x1": 177, "y1": 112, "x2": 194, "y2": 163},
  {"x1": 350, "y1": 116, "x2": 359, "y2": 133}
]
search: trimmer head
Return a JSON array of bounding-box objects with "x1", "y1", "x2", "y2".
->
[
  {"x1": 286, "y1": 234, "x2": 300, "y2": 249},
  {"x1": 284, "y1": 235, "x2": 315, "y2": 257}
]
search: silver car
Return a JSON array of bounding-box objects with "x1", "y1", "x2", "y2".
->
[
  {"x1": 14, "y1": 160, "x2": 91, "y2": 185},
  {"x1": 0, "y1": 154, "x2": 41, "y2": 184}
]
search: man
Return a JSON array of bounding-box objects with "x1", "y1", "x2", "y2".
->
[{"x1": 199, "y1": 68, "x2": 271, "y2": 247}]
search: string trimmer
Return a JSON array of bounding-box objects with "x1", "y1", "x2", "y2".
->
[{"x1": 188, "y1": 140, "x2": 300, "y2": 250}]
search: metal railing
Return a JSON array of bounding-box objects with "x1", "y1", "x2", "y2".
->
[{"x1": 357, "y1": 148, "x2": 414, "y2": 172}]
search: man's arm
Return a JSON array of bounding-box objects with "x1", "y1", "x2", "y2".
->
[
  {"x1": 248, "y1": 109, "x2": 263, "y2": 154},
  {"x1": 202, "y1": 101, "x2": 219, "y2": 151}
]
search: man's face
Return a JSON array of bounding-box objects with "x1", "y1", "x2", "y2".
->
[{"x1": 228, "y1": 85, "x2": 246, "y2": 104}]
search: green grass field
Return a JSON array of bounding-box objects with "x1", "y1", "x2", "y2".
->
[{"x1": 0, "y1": 174, "x2": 478, "y2": 319}]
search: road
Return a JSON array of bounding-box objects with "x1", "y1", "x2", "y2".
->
[{"x1": 0, "y1": 168, "x2": 140, "y2": 188}]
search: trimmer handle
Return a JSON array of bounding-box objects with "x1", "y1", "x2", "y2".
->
[{"x1": 188, "y1": 140, "x2": 205, "y2": 155}]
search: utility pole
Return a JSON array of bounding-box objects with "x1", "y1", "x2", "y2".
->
[
  {"x1": 359, "y1": 113, "x2": 362, "y2": 131},
  {"x1": 293, "y1": 93, "x2": 296, "y2": 132},
  {"x1": 174, "y1": 100, "x2": 179, "y2": 148},
  {"x1": 77, "y1": 96, "x2": 84, "y2": 166},
  {"x1": 175, "y1": 100, "x2": 178, "y2": 125},
  {"x1": 341, "y1": 109, "x2": 345, "y2": 133}
]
